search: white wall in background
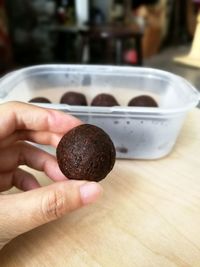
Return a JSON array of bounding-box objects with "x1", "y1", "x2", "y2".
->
[{"x1": 75, "y1": 0, "x2": 89, "y2": 25}]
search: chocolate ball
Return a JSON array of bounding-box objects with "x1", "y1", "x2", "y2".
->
[
  {"x1": 91, "y1": 93, "x2": 119, "y2": 107},
  {"x1": 60, "y1": 92, "x2": 87, "y2": 106},
  {"x1": 56, "y1": 124, "x2": 116, "y2": 182},
  {"x1": 29, "y1": 97, "x2": 51, "y2": 103},
  {"x1": 128, "y1": 95, "x2": 158, "y2": 107}
]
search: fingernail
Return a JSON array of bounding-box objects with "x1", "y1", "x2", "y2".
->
[{"x1": 79, "y1": 182, "x2": 103, "y2": 205}]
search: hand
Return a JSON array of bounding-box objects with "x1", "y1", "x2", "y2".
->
[{"x1": 0, "y1": 102, "x2": 102, "y2": 250}]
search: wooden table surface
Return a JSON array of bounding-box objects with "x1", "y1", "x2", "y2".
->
[{"x1": 0, "y1": 109, "x2": 200, "y2": 267}]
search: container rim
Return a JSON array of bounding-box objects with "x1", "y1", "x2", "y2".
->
[{"x1": 0, "y1": 64, "x2": 199, "y2": 116}]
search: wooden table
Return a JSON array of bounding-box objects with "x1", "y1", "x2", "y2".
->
[
  {"x1": 0, "y1": 109, "x2": 200, "y2": 267},
  {"x1": 52, "y1": 23, "x2": 143, "y2": 65},
  {"x1": 80, "y1": 23, "x2": 143, "y2": 65}
]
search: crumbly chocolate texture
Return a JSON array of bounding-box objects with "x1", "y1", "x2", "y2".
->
[
  {"x1": 128, "y1": 95, "x2": 158, "y2": 107},
  {"x1": 56, "y1": 124, "x2": 116, "y2": 182},
  {"x1": 29, "y1": 97, "x2": 51, "y2": 103},
  {"x1": 91, "y1": 93, "x2": 119, "y2": 107},
  {"x1": 60, "y1": 92, "x2": 87, "y2": 106}
]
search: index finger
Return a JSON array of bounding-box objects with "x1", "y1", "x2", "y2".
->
[{"x1": 0, "y1": 101, "x2": 82, "y2": 139}]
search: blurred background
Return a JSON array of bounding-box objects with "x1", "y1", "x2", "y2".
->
[{"x1": 0, "y1": 0, "x2": 200, "y2": 88}]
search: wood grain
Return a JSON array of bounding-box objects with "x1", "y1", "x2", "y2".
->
[{"x1": 0, "y1": 109, "x2": 200, "y2": 267}]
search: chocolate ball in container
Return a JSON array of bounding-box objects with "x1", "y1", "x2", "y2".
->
[
  {"x1": 91, "y1": 93, "x2": 119, "y2": 107},
  {"x1": 29, "y1": 97, "x2": 51, "y2": 103},
  {"x1": 56, "y1": 124, "x2": 116, "y2": 182},
  {"x1": 128, "y1": 95, "x2": 158, "y2": 107},
  {"x1": 60, "y1": 92, "x2": 87, "y2": 106}
]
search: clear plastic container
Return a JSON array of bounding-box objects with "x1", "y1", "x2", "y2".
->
[{"x1": 0, "y1": 64, "x2": 199, "y2": 159}]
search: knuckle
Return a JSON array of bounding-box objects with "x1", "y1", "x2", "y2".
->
[{"x1": 41, "y1": 188, "x2": 66, "y2": 221}]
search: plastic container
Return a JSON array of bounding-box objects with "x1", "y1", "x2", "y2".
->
[{"x1": 0, "y1": 64, "x2": 199, "y2": 159}]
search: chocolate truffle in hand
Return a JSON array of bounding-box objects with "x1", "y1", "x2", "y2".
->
[
  {"x1": 56, "y1": 124, "x2": 116, "y2": 182},
  {"x1": 128, "y1": 95, "x2": 158, "y2": 107},
  {"x1": 29, "y1": 97, "x2": 51, "y2": 103},
  {"x1": 91, "y1": 93, "x2": 119, "y2": 107},
  {"x1": 60, "y1": 92, "x2": 87, "y2": 106}
]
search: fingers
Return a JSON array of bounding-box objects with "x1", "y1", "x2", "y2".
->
[
  {"x1": 0, "y1": 130, "x2": 64, "y2": 149},
  {"x1": 19, "y1": 130, "x2": 63, "y2": 147},
  {"x1": 13, "y1": 168, "x2": 41, "y2": 191},
  {"x1": 0, "y1": 142, "x2": 67, "y2": 181},
  {"x1": 0, "y1": 168, "x2": 40, "y2": 192},
  {"x1": 0, "y1": 101, "x2": 82, "y2": 140},
  {"x1": 0, "y1": 180, "x2": 102, "y2": 241}
]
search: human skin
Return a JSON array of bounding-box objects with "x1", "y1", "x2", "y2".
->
[{"x1": 0, "y1": 102, "x2": 102, "y2": 250}]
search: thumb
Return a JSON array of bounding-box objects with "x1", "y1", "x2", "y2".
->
[{"x1": 0, "y1": 180, "x2": 102, "y2": 242}]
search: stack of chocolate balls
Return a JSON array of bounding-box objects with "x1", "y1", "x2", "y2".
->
[
  {"x1": 30, "y1": 92, "x2": 158, "y2": 182},
  {"x1": 29, "y1": 92, "x2": 158, "y2": 107}
]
